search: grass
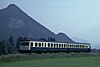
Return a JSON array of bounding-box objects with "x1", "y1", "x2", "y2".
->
[
  {"x1": 0, "y1": 57, "x2": 100, "y2": 67},
  {"x1": 0, "y1": 55, "x2": 100, "y2": 67}
]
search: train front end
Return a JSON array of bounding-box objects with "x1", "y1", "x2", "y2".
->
[{"x1": 19, "y1": 41, "x2": 31, "y2": 53}]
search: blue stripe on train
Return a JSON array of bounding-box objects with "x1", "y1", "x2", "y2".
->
[{"x1": 30, "y1": 47, "x2": 91, "y2": 52}]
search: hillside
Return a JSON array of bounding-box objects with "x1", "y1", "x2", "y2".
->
[{"x1": 0, "y1": 4, "x2": 74, "y2": 43}]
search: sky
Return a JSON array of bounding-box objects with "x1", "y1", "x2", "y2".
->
[{"x1": 0, "y1": 0, "x2": 100, "y2": 48}]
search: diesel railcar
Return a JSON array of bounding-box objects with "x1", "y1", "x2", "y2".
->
[{"x1": 19, "y1": 40, "x2": 91, "y2": 53}]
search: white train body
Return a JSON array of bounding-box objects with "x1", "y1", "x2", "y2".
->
[{"x1": 19, "y1": 41, "x2": 91, "y2": 53}]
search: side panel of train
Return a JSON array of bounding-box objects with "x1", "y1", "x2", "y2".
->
[
  {"x1": 19, "y1": 41, "x2": 91, "y2": 53},
  {"x1": 30, "y1": 47, "x2": 91, "y2": 53}
]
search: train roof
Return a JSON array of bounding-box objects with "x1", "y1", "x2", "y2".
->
[{"x1": 20, "y1": 40, "x2": 90, "y2": 45}]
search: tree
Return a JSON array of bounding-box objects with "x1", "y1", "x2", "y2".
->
[
  {"x1": 47, "y1": 37, "x2": 56, "y2": 41},
  {"x1": 16, "y1": 36, "x2": 22, "y2": 51},
  {"x1": 39, "y1": 37, "x2": 46, "y2": 41},
  {"x1": 0, "y1": 40, "x2": 8, "y2": 55},
  {"x1": 52, "y1": 38, "x2": 56, "y2": 41},
  {"x1": 47, "y1": 37, "x2": 51, "y2": 41},
  {"x1": 8, "y1": 36, "x2": 15, "y2": 54},
  {"x1": 0, "y1": 41, "x2": 5, "y2": 55}
]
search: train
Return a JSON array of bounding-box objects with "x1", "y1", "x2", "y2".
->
[{"x1": 19, "y1": 40, "x2": 91, "y2": 53}]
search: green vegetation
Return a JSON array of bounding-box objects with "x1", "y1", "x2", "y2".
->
[
  {"x1": 1, "y1": 56, "x2": 100, "y2": 67},
  {"x1": 0, "y1": 53, "x2": 99, "y2": 63},
  {"x1": 0, "y1": 36, "x2": 15, "y2": 55},
  {"x1": 0, "y1": 53, "x2": 100, "y2": 67}
]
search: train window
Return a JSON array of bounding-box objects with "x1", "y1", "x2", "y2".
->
[
  {"x1": 76, "y1": 45, "x2": 78, "y2": 48},
  {"x1": 74, "y1": 45, "x2": 75, "y2": 48},
  {"x1": 73, "y1": 45, "x2": 75, "y2": 48},
  {"x1": 31, "y1": 42, "x2": 33, "y2": 46},
  {"x1": 21, "y1": 42, "x2": 29, "y2": 46},
  {"x1": 75, "y1": 45, "x2": 76, "y2": 48},
  {"x1": 76, "y1": 45, "x2": 77, "y2": 48},
  {"x1": 66, "y1": 44, "x2": 68, "y2": 48},
  {"x1": 70, "y1": 45, "x2": 72, "y2": 48},
  {"x1": 89, "y1": 46, "x2": 91, "y2": 48},
  {"x1": 71, "y1": 44, "x2": 73, "y2": 48},
  {"x1": 71, "y1": 45, "x2": 72, "y2": 48},
  {"x1": 51, "y1": 43, "x2": 53, "y2": 47},
  {"x1": 86, "y1": 46, "x2": 88, "y2": 48},
  {"x1": 77, "y1": 45, "x2": 80, "y2": 48},
  {"x1": 39, "y1": 43, "x2": 41, "y2": 47},
  {"x1": 82, "y1": 45, "x2": 84, "y2": 48},
  {"x1": 78, "y1": 45, "x2": 80, "y2": 48},
  {"x1": 35, "y1": 42, "x2": 37, "y2": 47},
  {"x1": 72, "y1": 45, "x2": 74, "y2": 48},
  {"x1": 80, "y1": 45, "x2": 82, "y2": 48},
  {"x1": 62, "y1": 44, "x2": 63, "y2": 47},
  {"x1": 54, "y1": 44, "x2": 56, "y2": 47},
  {"x1": 67, "y1": 45, "x2": 70, "y2": 48},
  {"x1": 45, "y1": 43, "x2": 46, "y2": 47},
  {"x1": 55, "y1": 43, "x2": 57, "y2": 47},
  {"x1": 59, "y1": 44, "x2": 61, "y2": 47},
  {"x1": 80, "y1": 45, "x2": 81, "y2": 48},
  {"x1": 67, "y1": 44, "x2": 69, "y2": 47},
  {"x1": 42, "y1": 43, "x2": 43, "y2": 47},
  {"x1": 57, "y1": 44, "x2": 58, "y2": 47},
  {"x1": 64, "y1": 44, "x2": 66, "y2": 48},
  {"x1": 48, "y1": 43, "x2": 50, "y2": 47}
]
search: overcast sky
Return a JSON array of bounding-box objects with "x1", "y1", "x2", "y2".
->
[{"x1": 0, "y1": 0, "x2": 100, "y2": 46}]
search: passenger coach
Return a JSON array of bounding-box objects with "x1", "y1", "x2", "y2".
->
[{"x1": 19, "y1": 40, "x2": 91, "y2": 53}]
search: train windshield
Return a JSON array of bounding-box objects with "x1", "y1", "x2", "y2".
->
[{"x1": 20, "y1": 42, "x2": 29, "y2": 46}]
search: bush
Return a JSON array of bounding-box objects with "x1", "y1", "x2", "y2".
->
[{"x1": 0, "y1": 52, "x2": 100, "y2": 63}]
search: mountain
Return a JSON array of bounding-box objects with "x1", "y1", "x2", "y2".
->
[
  {"x1": 0, "y1": 4, "x2": 74, "y2": 43},
  {"x1": 72, "y1": 37, "x2": 88, "y2": 43},
  {"x1": 55, "y1": 33, "x2": 74, "y2": 42}
]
